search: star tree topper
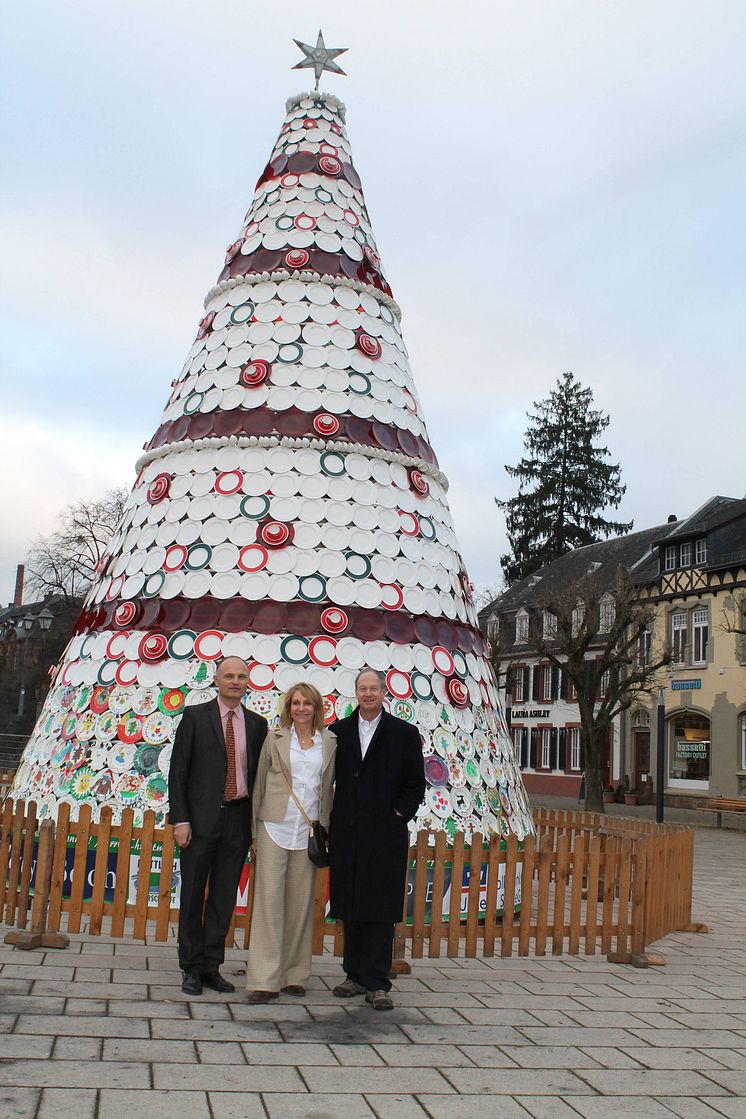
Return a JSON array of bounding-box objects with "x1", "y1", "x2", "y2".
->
[{"x1": 293, "y1": 30, "x2": 348, "y2": 91}]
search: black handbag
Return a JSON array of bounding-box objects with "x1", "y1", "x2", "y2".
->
[{"x1": 279, "y1": 759, "x2": 330, "y2": 868}]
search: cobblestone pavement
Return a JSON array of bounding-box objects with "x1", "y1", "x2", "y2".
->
[{"x1": 1, "y1": 826, "x2": 745, "y2": 1119}]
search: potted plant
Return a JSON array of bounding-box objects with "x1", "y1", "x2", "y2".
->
[
  {"x1": 624, "y1": 788, "x2": 639, "y2": 806},
  {"x1": 603, "y1": 785, "x2": 616, "y2": 805}
]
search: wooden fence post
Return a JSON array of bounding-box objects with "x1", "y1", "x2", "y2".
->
[{"x1": 4, "y1": 820, "x2": 70, "y2": 950}]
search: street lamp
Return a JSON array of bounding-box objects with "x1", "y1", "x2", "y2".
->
[
  {"x1": 37, "y1": 608, "x2": 53, "y2": 632},
  {"x1": 656, "y1": 686, "x2": 666, "y2": 824}
]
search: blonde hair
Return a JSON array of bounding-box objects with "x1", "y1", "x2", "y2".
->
[{"x1": 280, "y1": 682, "x2": 325, "y2": 734}]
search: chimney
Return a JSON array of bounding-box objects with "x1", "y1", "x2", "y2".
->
[
  {"x1": 667, "y1": 514, "x2": 677, "y2": 524},
  {"x1": 13, "y1": 564, "x2": 24, "y2": 607}
]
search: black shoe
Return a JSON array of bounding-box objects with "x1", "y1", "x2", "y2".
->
[
  {"x1": 181, "y1": 972, "x2": 203, "y2": 996},
  {"x1": 201, "y1": 971, "x2": 235, "y2": 993}
]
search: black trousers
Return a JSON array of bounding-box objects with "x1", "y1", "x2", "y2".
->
[
  {"x1": 342, "y1": 920, "x2": 395, "y2": 992},
  {"x1": 177, "y1": 802, "x2": 251, "y2": 974}
]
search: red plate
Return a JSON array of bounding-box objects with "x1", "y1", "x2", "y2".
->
[
  {"x1": 320, "y1": 607, "x2": 349, "y2": 634},
  {"x1": 398, "y1": 510, "x2": 420, "y2": 537},
  {"x1": 147, "y1": 473, "x2": 172, "y2": 504},
  {"x1": 196, "y1": 311, "x2": 215, "y2": 339},
  {"x1": 285, "y1": 249, "x2": 309, "y2": 269},
  {"x1": 258, "y1": 520, "x2": 294, "y2": 549},
  {"x1": 448, "y1": 678, "x2": 469, "y2": 706},
  {"x1": 193, "y1": 630, "x2": 224, "y2": 661},
  {"x1": 118, "y1": 715, "x2": 143, "y2": 743},
  {"x1": 114, "y1": 601, "x2": 138, "y2": 627},
  {"x1": 115, "y1": 660, "x2": 139, "y2": 686},
  {"x1": 164, "y1": 544, "x2": 188, "y2": 572},
  {"x1": 238, "y1": 544, "x2": 269, "y2": 572},
  {"x1": 225, "y1": 239, "x2": 242, "y2": 263},
  {"x1": 386, "y1": 670, "x2": 413, "y2": 700},
  {"x1": 89, "y1": 685, "x2": 110, "y2": 714},
  {"x1": 215, "y1": 470, "x2": 244, "y2": 495},
  {"x1": 318, "y1": 155, "x2": 341, "y2": 176},
  {"x1": 380, "y1": 584, "x2": 404, "y2": 610},
  {"x1": 313, "y1": 413, "x2": 340, "y2": 437},
  {"x1": 308, "y1": 636, "x2": 338, "y2": 667},
  {"x1": 356, "y1": 332, "x2": 382, "y2": 360},
  {"x1": 140, "y1": 633, "x2": 168, "y2": 662},
  {"x1": 408, "y1": 469, "x2": 430, "y2": 497},
  {"x1": 240, "y1": 360, "x2": 271, "y2": 387}
]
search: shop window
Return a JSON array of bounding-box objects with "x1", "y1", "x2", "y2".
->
[
  {"x1": 695, "y1": 538, "x2": 707, "y2": 566},
  {"x1": 569, "y1": 726, "x2": 582, "y2": 771},
  {"x1": 692, "y1": 608, "x2": 709, "y2": 665},
  {"x1": 668, "y1": 712, "x2": 710, "y2": 790},
  {"x1": 671, "y1": 612, "x2": 687, "y2": 665},
  {"x1": 515, "y1": 610, "x2": 529, "y2": 644},
  {"x1": 664, "y1": 545, "x2": 677, "y2": 572},
  {"x1": 680, "y1": 541, "x2": 692, "y2": 567}
]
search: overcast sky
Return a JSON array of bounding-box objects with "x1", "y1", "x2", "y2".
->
[{"x1": 2, "y1": 0, "x2": 745, "y2": 608}]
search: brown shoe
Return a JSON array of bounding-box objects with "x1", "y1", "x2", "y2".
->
[
  {"x1": 332, "y1": 978, "x2": 366, "y2": 998},
  {"x1": 246, "y1": 989, "x2": 279, "y2": 1004},
  {"x1": 281, "y1": 985, "x2": 306, "y2": 996},
  {"x1": 365, "y1": 989, "x2": 394, "y2": 1010}
]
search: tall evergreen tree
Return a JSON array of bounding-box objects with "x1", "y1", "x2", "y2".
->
[{"x1": 497, "y1": 372, "x2": 632, "y2": 585}]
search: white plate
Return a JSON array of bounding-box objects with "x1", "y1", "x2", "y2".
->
[
  {"x1": 335, "y1": 638, "x2": 365, "y2": 670},
  {"x1": 326, "y1": 576, "x2": 356, "y2": 606}
]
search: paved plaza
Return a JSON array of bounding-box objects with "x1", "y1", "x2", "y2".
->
[{"x1": 1, "y1": 824, "x2": 745, "y2": 1119}]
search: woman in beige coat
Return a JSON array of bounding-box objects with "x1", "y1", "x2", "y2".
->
[{"x1": 246, "y1": 682, "x2": 336, "y2": 1002}]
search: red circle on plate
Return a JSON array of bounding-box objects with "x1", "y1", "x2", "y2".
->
[
  {"x1": 258, "y1": 520, "x2": 294, "y2": 549},
  {"x1": 330, "y1": 122, "x2": 342, "y2": 136},
  {"x1": 320, "y1": 607, "x2": 349, "y2": 634},
  {"x1": 448, "y1": 678, "x2": 469, "y2": 706},
  {"x1": 313, "y1": 413, "x2": 340, "y2": 437},
  {"x1": 106, "y1": 632, "x2": 129, "y2": 660},
  {"x1": 303, "y1": 118, "x2": 317, "y2": 129},
  {"x1": 193, "y1": 630, "x2": 224, "y2": 661},
  {"x1": 294, "y1": 214, "x2": 316, "y2": 230},
  {"x1": 320, "y1": 142, "x2": 338, "y2": 156},
  {"x1": 432, "y1": 646, "x2": 455, "y2": 676},
  {"x1": 308, "y1": 636, "x2": 338, "y2": 667},
  {"x1": 386, "y1": 670, "x2": 413, "y2": 700},
  {"x1": 240, "y1": 360, "x2": 271, "y2": 387},
  {"x1": 247, "y1": 661, "x2": 275, "y2": 690},
  {"x1": 398, "y1": 511, "x2": 420, "y2": 537},
  {"x1": 343, "y1": 209, "x2": 359, "y2": 227},
  {"x1": 356, "y1": 333, "x2": 382, "y2": 360},
  {"x1": 408, "y1": 469, "x2": 430, "y2": 497},
  {"x1": 281, "y1": 173, "x2": 299, "y2": 188},
  {"x1": 225, "y1": 239, "x2": 242, "y2": 263},
  {"x1": 319, "y1": 155, "x2": 342, "y2": 176},
  {"x1": 380, "y1": 584, "x2": 404, "y2": 611},
  {"x1": 162, "y1": 689, "x2": 185, "y2": 713},
  {"x1": 197, "y1": 311, "x2": 215, "y2": 339},
  {"x1": 140, "y1": 633, "x2": 168, "y2": 662},
  {"x1": 238, "y1": 544, "x2": 269, "y2": 572},
  {"x1": 115, "y1": 660, "x2": 139, "y2": 687},
  {"x1": 118, "y1": 715, "x2": 143, "y2": 743},
  {"x1": 107, "y1": 576, "x2": 124, "y2": 601},
  {"x1": 114, "y1": 601, "x2": 138, "y2": 627},
  {"x1": 89, "y1": 685, "x2": 110, "y2": 714},
  {"x1": 285, "y1": 249, "x2": 309, "y2": 269},
  {"x1": 147, "y1": 473, "x2": 172, "y2": 504},
  {"x1": 215, "y1": 470, "x2": 244, "y2": 495},
  {"x1": 163, "y1": 544, "x2": 188, "y2": 572}
]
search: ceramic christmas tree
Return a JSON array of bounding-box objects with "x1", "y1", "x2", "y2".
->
[{"x1": 12, "y1": 38, "x2": 534, "y2": 843}]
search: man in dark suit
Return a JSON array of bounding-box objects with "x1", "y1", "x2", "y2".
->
[
  {"x1": 329, "y1": 668, "x2": 425, "y2": 1010},
  {"x1": 168, "y1": 657, "x2": 267, "y2": 995}
]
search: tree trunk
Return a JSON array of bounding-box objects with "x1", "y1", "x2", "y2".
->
[{"x1": 581, "y1": 716, "x2": 607, "y2": 813}]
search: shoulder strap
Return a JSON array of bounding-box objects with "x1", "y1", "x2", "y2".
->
[{"x1": 277, "y1": 756, "x2": 314, "y2": 829}]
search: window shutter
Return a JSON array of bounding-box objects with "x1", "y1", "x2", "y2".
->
[
  {"x1": 529, "y1": 729, "x2": 537, "y2": 769},
  {"x1": 558, "y1": 728, "x2": 567, "y2": 770},
  {"x1": 551, "y1": 665, "x2": 560, "y2": 700},
  {"x1": 523, "y1": 666, "x2": 530, "y2": 698},
  {"x1": 532, "y1": 666, "x2": 540, "y2": 701},
  {"x1": 550, "y1": 728, "x2": 558, "y2": 770},
  {"x1": 521, "y1": 728, "x2": 529, "y2": 768},
  {"x1": 560, "y1": 668, "x2": 568, "y2": 700}
]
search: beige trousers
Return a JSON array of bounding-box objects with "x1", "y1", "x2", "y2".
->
[{"x1": 245, "y1": 824, "x2": 317, "y2": 991}]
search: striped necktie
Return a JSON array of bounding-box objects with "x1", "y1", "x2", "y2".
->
[{"x1": 224, "y1": 709, "x2": 238, "y2": 801}]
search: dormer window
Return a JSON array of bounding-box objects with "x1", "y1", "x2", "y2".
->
[
  {"x1": 663, "y1": 545, "x2": 677, "y2": 572},
  {"x1": 571, "y1": 603, "x2": 585, "y2": 637},
  {"x1": 542, "y1": 611, "x2": 557, "y2": 639},
  {"x1": 679, "y1": 541, "x2": 692, "y2": 567},
  {"x1": 599, "y1": 595, "x2": 615, "y2": 633},
  {"x1": 515, "y1": 610, "x2": 529, "y2": 644},
  {"x1": 695, "y1": 538, "x2": 707, "y2": 566}
]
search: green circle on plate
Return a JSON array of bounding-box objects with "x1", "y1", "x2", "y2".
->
[
  {"x1": 185, "y1": 543, "x2": 212, "y2": 571},
  {"x1": 229, "y1": 301, "x2": 255, "y2": 324},
  {"x1": 143, "y1": 572, "x2": 165, "y2": 598},
  {"x1": 240, "y1": 494, "x2": 271, "y2": 520},
  {"x1": 348, "y1": 372, "x2": 371, "y2": 396},
  {"x1": 280, "y1": 635, "x2": 310, "y2": 665},
  {"x1": 320, "y1": 452, "x2": 346, "y2": 477},
  {"x1": 278, "y1": 342, "x2": 303, "y2": 364},
  {"x1": 183, "y1": 392, "x2": 204, "y2": 415}
]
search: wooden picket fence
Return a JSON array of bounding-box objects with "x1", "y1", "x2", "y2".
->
[{"x1": 0, "y1": 796, "x2": 696, "y2": 963}]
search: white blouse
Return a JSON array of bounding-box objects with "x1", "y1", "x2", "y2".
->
[{"x1": 264, "y1": 728, "x2": 324, "y2": 851}]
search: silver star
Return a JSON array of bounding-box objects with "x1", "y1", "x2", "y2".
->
[{"x1": 292, "y1": 30, "x2": 348, "y2": 91}]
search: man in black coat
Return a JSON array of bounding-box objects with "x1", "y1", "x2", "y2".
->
[
  {"x1": 168, "y1": 657, "x2": 267, "y2": 995},
  {"x1": 329, "y1": 668, "x2": 425, "y2": 1010}
]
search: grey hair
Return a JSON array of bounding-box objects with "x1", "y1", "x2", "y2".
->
[{"x1": 355, "y1": 667, "x2": 387, "y2": 690}]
